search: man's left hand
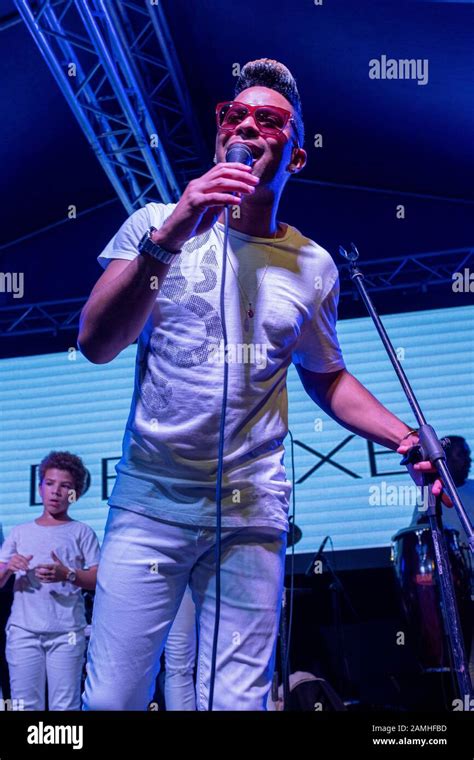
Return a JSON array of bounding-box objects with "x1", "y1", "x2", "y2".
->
[{"x1": 397, "y1": 433, "x2": 453, "y2": 507}]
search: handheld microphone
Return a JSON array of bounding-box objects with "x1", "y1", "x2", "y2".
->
[{"x1": 225, "y1": 143, "x2": 253, "y2": 166}]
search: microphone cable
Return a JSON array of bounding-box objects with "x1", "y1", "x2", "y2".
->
[
  {"x1": 209, "y1": 143, "x2": 256, "y2": 710},
  {"x1": 208, "y1": 203, "x2": 230, "y2": 711},
  {"x1": 283, "y1": 428, "x2": 297, "y2": 703}
]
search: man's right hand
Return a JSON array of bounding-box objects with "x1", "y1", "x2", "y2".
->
[
  {"x1": 156, "y1": 162, "x2": 260, "y2": 251},
  {"x1": 7, "y1": 554, "x2": 33, "y2": 573}
]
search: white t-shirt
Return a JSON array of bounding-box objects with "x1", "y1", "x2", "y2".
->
[
  {"x1": 97, "y1": 202, "x2": 346, "y2": 531},
  {"x1": 0, "y1": 520, "x2": 100, "y2": 634}
]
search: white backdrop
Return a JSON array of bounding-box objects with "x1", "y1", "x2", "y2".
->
[{"x1": 1, "y1": 305, "x2": 472, "y2": 554}]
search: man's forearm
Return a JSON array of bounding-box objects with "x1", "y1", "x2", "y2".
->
[
  {"x1": 78, "y1": 225, "x2": 187, "y2": 364},
  {"x1": 317, "y1": 369, "x2": 414, "y2": 451}
]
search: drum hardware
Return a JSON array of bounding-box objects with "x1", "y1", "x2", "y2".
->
[
  {"x1": 392, "y1": 523, "x2": 472, "y2": 670},
  {"x1": 308, "y1": 539, "x2": 359, "y2": 699}
]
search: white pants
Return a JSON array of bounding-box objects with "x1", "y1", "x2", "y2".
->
[
  {"x1": 82, "y1": 506, "x2": 287, "y2": 711},
  {"x1": 6, "y1": 624, "x2": 86, "y2": 710},
  {"x1": 164, "y1": 585, "x2": 197, "y2": 710}
]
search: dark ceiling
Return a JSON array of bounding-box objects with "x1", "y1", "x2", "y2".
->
[{"x1": 0, "y1": 0, "x2": 473, "y2": 356}]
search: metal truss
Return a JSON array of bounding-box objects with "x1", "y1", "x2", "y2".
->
[
  {"x1": 14, "y1": 0, "x2": 209, "y2": 214},
  {"x1": 0, "y1": 297, "x2": 85, "y2": 338},
  {"x1": 1, "y1": 248, "x2": 472, "y2": 339},
  {"x1": 338, "y1": 247, "x2": 474, "y2": 298}
]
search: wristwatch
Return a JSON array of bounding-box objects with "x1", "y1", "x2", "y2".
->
[
  {"x1": 66, "y1": 568, "x2": 77, "y2": 583},
  {"x1": 138, "y1": 226, "x2": 181, "y2": 263}
]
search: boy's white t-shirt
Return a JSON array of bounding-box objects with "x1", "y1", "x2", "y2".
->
[
  {"x1": 0, "y1": 520, "x2": 100, "y2": 634},
  {"x1": 96, "y1": 202, "x2": 346, "y2": 532}
]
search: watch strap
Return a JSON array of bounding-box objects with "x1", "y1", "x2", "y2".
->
[{"x1": 138, "y1": 226, "x2": 181, "y2": 263}]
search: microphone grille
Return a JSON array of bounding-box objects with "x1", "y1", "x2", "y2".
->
[{"x1": 225, "y1": 143, "x2": 253, "y2": 166}]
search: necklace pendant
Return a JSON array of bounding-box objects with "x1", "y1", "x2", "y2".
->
[{"x1": 247, "y1": 304, "x2": 254, "y2": 318}]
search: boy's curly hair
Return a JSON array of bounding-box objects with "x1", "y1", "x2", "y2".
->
[
  {"x1": 38, "y1": 451, "x2": 88, "y2": 500},
  {"x1": 234, "y1": 58, "x2": 305, "y2": 146}
]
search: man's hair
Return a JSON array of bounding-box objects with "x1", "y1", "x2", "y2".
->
[
  {"x1": 38, "y1": 450, "x2": 87, "y2": 499},
  {"x1": 234, "y1": 58, "x2": 305, "y2": 147}
]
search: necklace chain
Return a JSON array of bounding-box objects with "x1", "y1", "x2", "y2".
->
[{"x1": 226, "y1": 223, "x2": 280, "y2": 331}]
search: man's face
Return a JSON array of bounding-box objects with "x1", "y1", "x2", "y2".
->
[
  {"x1": 215, "y1": 86, "x2": 306, "y2": 188},
  {"x1": 38, "y1": 468, "x2": 75, "y2": 517}
]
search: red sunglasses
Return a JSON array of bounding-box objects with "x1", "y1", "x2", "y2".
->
[{"x1": 216, "y1": 101, "x2": 299, "y2": 146}]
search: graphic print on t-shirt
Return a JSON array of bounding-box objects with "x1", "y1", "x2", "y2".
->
[{"x1": 140, "y1": 232, "x2": 224, "y2": 417}]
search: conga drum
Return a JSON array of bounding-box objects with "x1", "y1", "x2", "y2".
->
[{"x1": 391, "y1": 525, "x2": 472, "y2": 670}]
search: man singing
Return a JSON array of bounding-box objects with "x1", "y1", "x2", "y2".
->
[{"x1": 78, "y1": 58, "x2": 446, "y2": 710}]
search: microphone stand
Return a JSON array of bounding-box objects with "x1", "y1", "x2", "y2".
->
[{"x1": 338, "y1": 242, "x2": 473, "y2": 701}]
